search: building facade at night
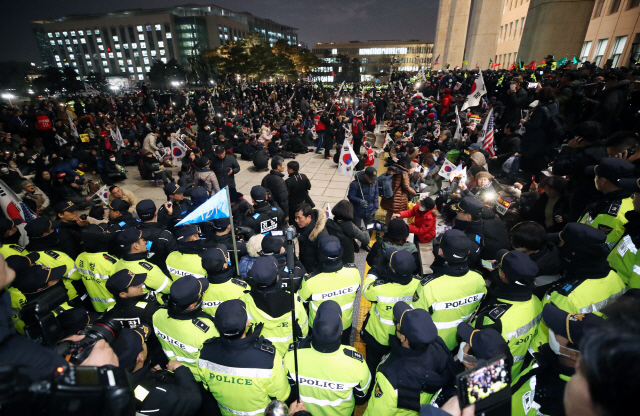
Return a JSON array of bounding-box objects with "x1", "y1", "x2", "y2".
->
[{"x1": 32, "y1": 4, "x2": 298, "y2": 82}]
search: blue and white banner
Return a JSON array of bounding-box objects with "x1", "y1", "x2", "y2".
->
[{"x1": 176, "y1": 187, "x2": 230, "y2": 226}]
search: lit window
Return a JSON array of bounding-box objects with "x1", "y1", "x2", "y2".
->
[
  {"x1": 120, "y1": 67, "x2": 125, "y2": 73},
  {"x1": 144, "y1": 57, "x2": 149, "y2": 64},
  {"x1": 97, "y1": 37, "x2": 102, "y2": 43},
  {"x1": 132, "y1": 43, "x2": 137, "y2": 49},
  {"x1": 85, "y1": 54, "x2": 90, "y2": 59},
  {"x1": 81, "y1": 38, "x2": 86, "y2": 44},
  {"x1": 134, "y1": 52, "x2": 139, "y2": 58},
  {"x1": 87, "y1": 61, "x2": 92, "y2": 67},
  {"x1": 100, "y1": 53, "x2": 106, "y2": 58},
  {"x1": 142, "y1": 50, "x2": 148, "y2": 56},
  {"x1": 103, "y1": 61, "x2": 108, "y2": 66},
  {"x1": 48, "y1": 33, "x2": 53, "y2": 38},
  {"x1": 99, "y1": 45, "x2": 104, "y2": 51},
  {"x1": 69, "y1": 54, "x2": 75, "y2": 60},
  {"x1": 65, "y1": 39, "x2": 70, "y2": 44},
  {"x1": 139, "y1": 34, "x2": 145, "y2": 41},
  {"x1": 151, "y1": 50, "x2": 156, "y2": 56},
  {"x1": 137, "y1": 26, "x2": 143, "y2": 32},
  {"x1": 73, "y1": 39, "x2": 78, "y2": 44},
  {"x1": 161, "y1": 57, "x2": 167, "y2": 63},
  {"x1": 158, "y1": 41, "x2": 164, "y2": 48},
  {"x1": 145, "y1": 25, "x2": 152, "y2": 31},
  {"x1": 70, "y1": 31, "x2": 76, "y2": 37},
  {"x1": 118, "y1": 59, "x2": 124, "y2": 66},
  {"x1": 55, "y1": 55, "x2": 61, "y2": 62},
  {"x1": 58, "y1": 40, "x2": 63, "y2": 45},
  {"x1": 50, "y1": 40, "x2": 55, "y2": 45},
  {"x1": 124, "y1": 44, "x2": 129, "y2": 49},
  {"x1": 127, "y1": 59, "x2": 132, "y2": 65},
  {"x1": 67, "y1": 46, "x2": 73, "y2": 52},
  {"x1": 105, "y1": 68, "x2": 110, "y2": 73},
  {"x1": 166, "y1": 32, "x2": 172, "y2": 39},
  {"x1": 145, "y1": 66, "x2": 150, "y2": 72},
  {"x1": 108, "y1": 53, "x2": 114, "y2": 58},
  {"x1": 57, "y1": 62, "x2": 62, "y2": 67},
  {"x1": 116, "y1": 52, "x2": 122, "y2": 58},
  {"x1": 129, "y1": 67, "x2": 135, "y2": 73},
  {"x1": 115, "y1": 44, "x2": 120, "y2": 50},
  {"x1": 160, "y1": 49, "x2": 165, "y2": 56},
  {"x1": 138, "y1": 74, "x2": 144, "y2": 80},
  {"x1": 140, "y1": 42, "x2": 146, "y2": 49},
  {"x1": 78, "y1": 30, "x2": 84, "y2": 36},
  {"x1": 113, "y1": 36, "x2": 118, "y2": 42},
  {"x1": 62, "y1": 31, "x2": 68, "y2": 36},
  {"x1": 55, "y1": 32, "x2": 60, "y2": 37},
  {"x1": 155, "y1": 24, "x2": 161, "y2": 30},
  {"x1": 94, "y1": 29, "x2": 100, "y2": 35},
  {"x1": 137, "y1": 67, "x2": 143, "y2": 73}
]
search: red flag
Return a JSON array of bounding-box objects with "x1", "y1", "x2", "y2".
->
[
  {"x1": 491, "y1": 62, "x2": 501, "y2": 68},
  {"x1": 526, "y1": 61, "x2": 536, "y2": 70},
  {"x1": 509, "y1": 63, "x2": 515, "y2": 70},
  {"x1": 331, "y1": 71, "x2": 336, "y2": 77}
]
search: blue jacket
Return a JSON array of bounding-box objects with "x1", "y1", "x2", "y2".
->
[{"x1": 348, "y1": 171, "x2": 379, "y2": 218}]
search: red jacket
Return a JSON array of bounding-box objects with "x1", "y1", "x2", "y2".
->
[
  {"x1": 314, "y1": 114, "x2": 325, "y2": 131},
  {"x1": 398, "y1": 205, "x2": 436, "y2": 243}
]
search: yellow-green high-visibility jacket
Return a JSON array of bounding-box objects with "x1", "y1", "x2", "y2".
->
[
  {"x1": 70, "y1": 251, "x2": 119, "y2": 312},
  {"x1": 579, "y1": 196, "x2": 633, "y2": 246}
]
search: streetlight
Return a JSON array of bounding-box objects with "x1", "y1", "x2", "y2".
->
[
  {"x1": 1, "y1": 94, "x2": 14, "y2": 106},
  {"x1": 171, "y1": 81, "x2": 180, "y2": 87}
]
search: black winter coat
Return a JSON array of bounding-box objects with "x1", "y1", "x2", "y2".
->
[
  {"x1": 261, "y1": 170, "x2": 289, "y2": 218},
  {"x1": 210, "y1": 154, "x2": 240, "y2": 189},
  {"x1": 285, "y1": 173, "x2": 312, "y2": 214}
]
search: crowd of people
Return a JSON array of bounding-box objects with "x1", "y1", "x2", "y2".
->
[{"x1": 1, "y1": 59, "x2": 640, "y2": 416}]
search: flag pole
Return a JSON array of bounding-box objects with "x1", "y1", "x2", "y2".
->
[{"x1": 225, "y1": 186, "x2": 240, "y2": 275}]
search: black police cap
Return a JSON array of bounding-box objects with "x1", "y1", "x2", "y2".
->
[
  {"x1": 136, "y1": 200, "x2": 156, "y2": 220},
  {"x1": 175, "y1": 224, "x2": 199, "y2": 241},
  {"x1": 439, "y1": 229, "x2": 470, "y2": 263},
  {"x1": 495, "y1": 249, "x2": 539, "y2": 285},
  {"x1": 201, "y1": 246, "x2": 229, "y2": 274},
  {"x1": 393, "y1": 301, "x2": 437, "y2": 345},
  {"x1": 0, "y1": 217, "x2": 22, "y2": 235},
  {"x1": 54, "y1": 200, "x2": 81, "y2": 213},
  {"x1": 318, "y1": 236, "x2": 343, "y2": 258},
  {"x1": 214, "y1": 299, "x2": 247, "y2": 337},
  {"x1": 313, "y1": 300, "x2": 343, "y2": 344},
  {"x1": 170, "y1": 274, "x2": 209, "y2": 306},
  {"x1": 109, "y1": 199, "x2": 131, "y2": 213},
  {"x1": 105, "y1": 269, "x2": 147, "y2": 296},
  {"x1": 250, "y1": 256, "x2": 280, "y2": 289},
  {"x1": 261, "y1": 231, "x2": 285, "y2": 254},
  {"x1": 450, "y1": 196, "x2": 484, "y2": 217},
  {"x1": 542, "y1": 303, "x2": 604, "y2": 346},
  {"x1": 116, "y1": 227, "x2": 152, "y2": 247},
  {"x1": 112, "y1": 325, "x2": 151, "y2": 370},
  {"x1": 547, "y1": 222, "x2": 607, "y2": 256},
  {"x1": 24, "y1": 217, "x2": 58, "y2": 238},
  {"x1": 250, "y1": 185, "x2": 267, "y2": 202},
  {"x1": 585, "y1": 157, "x2": 635, "y2": 183},
  {"x1": 211, "y1": 217, "x2": 231, "y2": 231},
  {"x1": 191, "y1": 187, "x2": 211, "y2": 206},
  {"x1": 457, "y1": 322, "x2": 512, "y2": 362},
  {"x1": 6, "y1": 254, "x2": 36, "y2": 276},
  {"x1": 12, "y1": 264, "x2": 66, "y2": 293},
  {"x1": 386, "y1": 247, "x2": 415, "y2": 278},
  {"x1": 164, "y1": 182, "x2": 186, "y2": 196}
]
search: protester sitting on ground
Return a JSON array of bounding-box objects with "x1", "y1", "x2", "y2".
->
[{"x1": 108, "y1": 186, "x2": 138, "y2": 213}]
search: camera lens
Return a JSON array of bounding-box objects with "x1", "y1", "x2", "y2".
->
[{"x1": 86, "y1": 319, "x2": 122, "y2": 344}]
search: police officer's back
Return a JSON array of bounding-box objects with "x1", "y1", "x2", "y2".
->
[
  {"x1": 361, "y1": 248, "x2": 421, "y2": 376},
  {"x1": 606, "y1": 177, "x2": 640, "y2": 287},
  {"x1": 201, "y1": 247, "x2": 249, "y2": 317},
  {"x1": 472, "y1": 249, "x2": 542, "y2": 377},
  {"x1": 364, "y1": 302, "x2": 456, "y2": 416},
  {"x1": 299, "y1": 236, "x2": 361, "y2": 344},
  {"x1": 112, "y1": 326, "x2": 202, "y2": 416},
  {"x1": 153, "y1": 274, "x2": 218, "y2": 380},
  {"x1": 198, "y1": 299, "x2": 290, "y2": 416},
  {"x1": 114, "y1": 228, "x2": 172, "y2": 299},
  {"x1": 434, "y1": 197, "x2": 485, "y2": 268},
  {"x1": 166, "y1": 224, "x2": 209, "y2": 280},
  {"x1": 106, "y1": 199, "x2": 139, "y2": 258},
  {"x1": 137, "y1": 199, "x2": 177, "y2": 276},
  {"x1": 102, "y1": 269, "x2": 160, "y2": 329},
  {"x1": 532, "y1": 223, "x2": 626, "y2": 350},
  {"x1": 284, "y1": 300, "x2": 370, "y2": 416},
  {"x1": 0, "y1": 218, "x2": 28, "y2": 259},
  {"x1": 259, "y1": 231, "x2": 306, "y2": 292},
  {"x1": 240, "y1": 256, "x2": 309, "y2": 356},
  {"x1": 244, "y1": 185, "x2": 284, "y2": 235},
  {"x1": 579, "y1": 158, "x2": 635, "y2": 247},
  {"x1": 413, "y1": 229, "x2": 487, "y2": 350},
  {"x1": 70, "y1": 225, "x2": 119, "y2": 313}
]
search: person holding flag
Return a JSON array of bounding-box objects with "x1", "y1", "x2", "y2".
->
[
  {"x1": 461, "y1": 70, "x2": 487, "y2": 111},
  {"x1": 502, "y1": 77, "x2": 528, "y2": 124}
]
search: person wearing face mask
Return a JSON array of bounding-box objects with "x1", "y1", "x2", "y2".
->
[
  {"x1": 0, "y1": 218, "x2": 27, "y2": 258},
  {"x1": 510, "y1": 304, "x2": 604, "y2": 416},
  {"x1": 471, "y1": 249, "x2": 542, "y2": 378},
  {"x1": 531, "y1": 223, "x2": 626, "y2": 351},
  {"x1": 0, "y1": 162, "x2": 23, "y2": 190},
  {"x1": 153, "y1": 274, "x2": 218, "y2": 380},
  {"x1": 113, "y1": 228, "x2": 172, "y2": 301},
  {"x1": 412, "y1": 230, "x2": 486, "y2": 350}
]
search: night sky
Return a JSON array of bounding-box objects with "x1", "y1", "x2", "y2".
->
[{"x1": 0, "y1": 0, "x2": 438, "y2": 64}]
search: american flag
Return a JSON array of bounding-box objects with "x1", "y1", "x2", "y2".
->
[
  {"x1": 433, "y1": 54, "x2": 440, "y2": 66},
  {"x1": 481, "y1": 109, "x2": 495, "y2": 156}
]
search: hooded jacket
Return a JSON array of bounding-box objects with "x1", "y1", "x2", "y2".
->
[
  {"x1": 397, "y1": 205, "x2": 436, "y2": 243},
  {"x1": 296, "y1": 208, "x2": 329, "y2": 272},
  {"x1": 348, "y1": 171, "x2": 379, "y2": 218}
]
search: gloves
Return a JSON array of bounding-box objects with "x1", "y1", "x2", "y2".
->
[{"x1": 360, "y1": 200, "x2": 369, "y2": 207}]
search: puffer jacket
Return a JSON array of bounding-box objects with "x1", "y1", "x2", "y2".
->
[
  {"x1": 397, "y1": 205, "x2": 436, "y2": 243},
  {"x1": 325, "y1": 217, "x2": 370, "y2": 263},
  {"x1": 380, "y1": 169, "x2": 415, "y2": 213},
  {"x1": 348, "y1": 171, "x2": 379, "y2": 218},
  {"x1": 194, "y1": 169, "x2": 220, "y2": 193},
  {"x1": 143, "y1": 133, "x2": 159, "y2": 154},
  {"x1": 210, "y1": 153, "x2": 240, "y2": 189},
  {"x1": 238, "y1": 234, "x2": 265, "y2": 278},
  {"x1": 296, "y1": 208, "x2": 329, "y2": 272}
]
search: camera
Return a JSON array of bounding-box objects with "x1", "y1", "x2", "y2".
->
[
  {"x1": 21, "y1": 284, "x2": 69, "y2": 347},
  {"x1": 367, "y1": 220, "x2": 388, "y2": 233},
  {"x1": 0, "y1": 364, "x2": 135, "y2": 416},
  {"x1": 285, "y1": 226, "x2": 297, "y2": 242},
  {"x1": 55, "y1": 319, "x2": 122, "y2": 365}
]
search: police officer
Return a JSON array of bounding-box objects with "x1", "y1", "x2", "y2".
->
[
  {"x1": 244, "y1": 185, "x2": 284, "y2": 236},
  {"x1": 106, "y1": 199, "x2": 139, "y2": 257},
  {"x1": 472, "y1": 249, "x2": 542, "y2": 377},
  {"x1": 241, "y1": 256, "x2": 309, "y2": 356},
  {"x1": 364, "y1": 302, "x2": 456, "y2": 415},
  {"x1": 157, "y1": 182, "x2": 192, "y2": 231},
  {"x1": 284, "y1": 300, "x2": 370, "y2": 416},
  {"x1": 201, "y1": 246, "x2": 248, "y2": 317},
  {"x1": 532, "y1": 223, "x2": 626, "y2": 350},
  {"x1": 137, "y1": 199, "x2": 177, "y2": 276},
  {"x1": 70, "y1": 224, "x2": 119, "y2": 313},
  {"x1": 102, "y1": 269, "x2": 160, "y2": 329},
  {"x1": 153, "y1": 274, "x2": 218, "y2": 380},
  {"x1": 511, "y1": 304, "x2": 604, "y2": 416},
  {"x1": 259, "y1": 231, "x2": 306, "y2": 292},
  {"x1": 579, "y1": 158, "x2": 635, "y2": 247},
  {"x1": 298, "y1": 236, "x2": 361, "y2": 344},
  {"x1": 6, "y1": 254, "x2": 39, "y2": 333},
  {"x1": 114, "y1": 228, "x2": 172, "y2": 300},
  {"x1": 203, "y1": 217, "x2": 249, "y2": 266},
  {"x1": 166, "y1": 224, "x2": 208, "y2": 280},
  {"x1": 53, "y1": 200, "x2": 86, "y2": 258},
  {"x1": 456, "y1": 322, "x2": 513, "y2": 374},
  {"x1": 439, "y1": 196, "x2": 485, "y2": 267},
  {"x1": 361, "y1": 248, "x2": 421, "y2": 376},
  {"x1": 606, "y1": 177, "x2": 640, "y2": 287},
  {"x1": 198, "y1": 299, "x2": 290, "y2": 416},
  {"x1": 24, "y1": 217, "x2": 80, "y2": 300},
  {"x1": 412, "y1": 229, "x2": 487, "y2": 350},
  {"x1": 112, "y1": 326, "x2": 202, "y2": 416},
  {"x1": 0, "y1": 218, "x2": 28, "y2": 258}
]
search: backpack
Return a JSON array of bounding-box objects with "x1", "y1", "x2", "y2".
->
[{"x1": 378, "y1": 173, "x2": 394, "y2": 199}]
